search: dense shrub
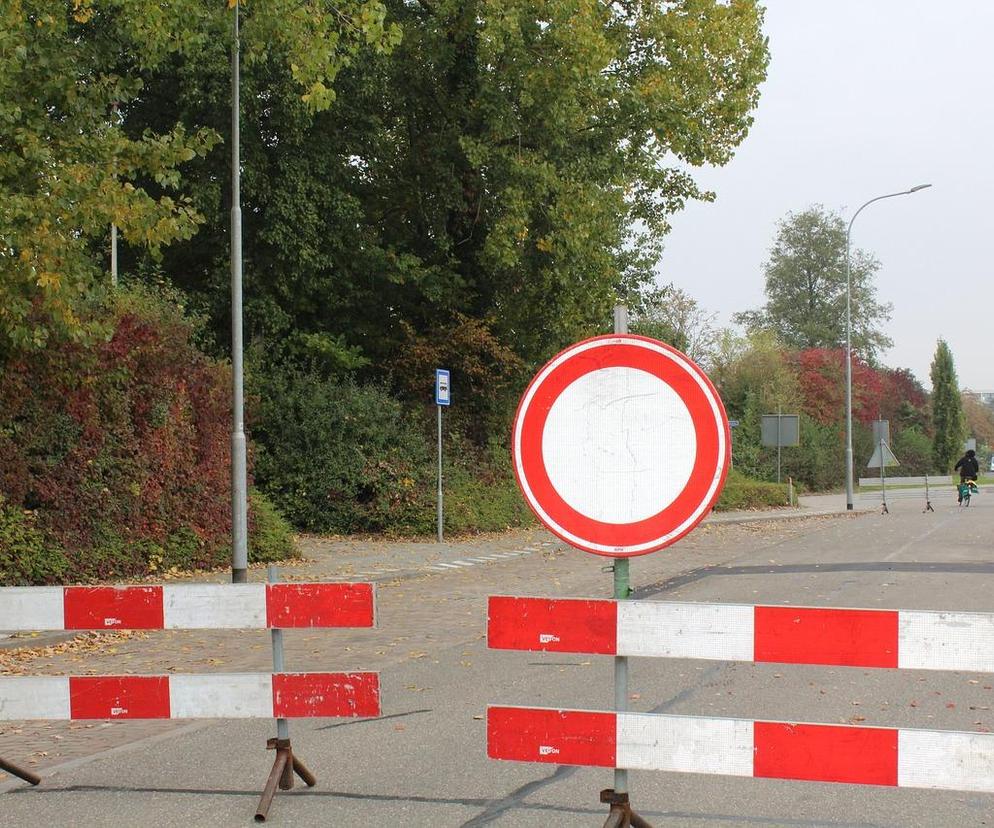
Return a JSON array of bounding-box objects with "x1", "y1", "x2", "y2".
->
[
  {"x1": 890, "y1": 427, "x2": 934, "y2": 476},
  {"x1": 781, "y1": 418, "x2": 844, "y2": 492},
  {"x1": 0, "y1": 287, "x2": 296, "y2": 583},
  {"x1": 250, "y1": 362, "x2": 536, "y2": 535},
  {"x1": 0, "y1": 495, "x2": 69, "y2": 585},
  {"x1": 250, "y1": 364, "x2": 434, "y2": 533},
  {"x1": 246, "y1": 490, "x2": 298, "y2": 562},
  {"x1": 714, "y1": 469, "x2": 789, "y2": 511},
  {"x1": 718, "y1": 340, "x2": 937, "y2": 493},
  {"x1": 441, "y1": 436, "x2": 533, "y2": 534}
]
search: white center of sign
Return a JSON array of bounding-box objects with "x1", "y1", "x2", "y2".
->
[{"x1": 541, "y1": 366, "x2": 697, "y2": 524}]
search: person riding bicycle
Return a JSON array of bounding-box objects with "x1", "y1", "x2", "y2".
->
[{"x1": 954, "y1": 449, "x2": 980, "y2": 504}]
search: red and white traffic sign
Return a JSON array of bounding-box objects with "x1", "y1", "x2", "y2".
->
[{"x1": 512, "y1": 334, "x2": 729, "y2": 557}]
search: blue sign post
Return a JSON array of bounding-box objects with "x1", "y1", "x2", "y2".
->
[
  {"x1": 435, "y1": 369, "x2": 451, "y2": 407},
  {"x1": 435, "y1": 370, "x2": 450, "y2": 541}
]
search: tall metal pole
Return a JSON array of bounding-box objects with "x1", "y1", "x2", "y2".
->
[
  {"x1": 776, "y1": 404, "x2": 782, "y2": 484},
  {"x1": 230, "y1": 1, "x2": 249, "y2": 583},
  {"x1": 612, "y1": 303, "x2": 629, "y2": 797},
  {"x1": 844, "y1": 220, "x2": 854, "y2": 510},
  {"x1": 844, "y1": 185, "x2": 931, "y2": 511},
  {"x1": 110, "y1": 102, "x2": 119, "y2": 288}
]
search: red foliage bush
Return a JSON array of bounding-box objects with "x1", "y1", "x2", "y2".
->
[
  {"x1": 792, "y1": 348, "x2": 888, "y2": 426},
  {"x1": 0, "y1": 289, "x2": 235, "y2": 579}
]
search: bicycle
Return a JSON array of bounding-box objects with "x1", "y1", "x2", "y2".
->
[{"x1": 958, "y1": 479, "x2": 979, "y2": 506}]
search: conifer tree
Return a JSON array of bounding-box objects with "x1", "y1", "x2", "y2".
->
[{"x1": 929, "y1": 339, "x2": 965, "y2": 471}]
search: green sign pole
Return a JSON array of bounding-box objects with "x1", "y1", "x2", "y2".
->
[{"x1": 612, "y1": 305, "x2": 630, "y2": 798}]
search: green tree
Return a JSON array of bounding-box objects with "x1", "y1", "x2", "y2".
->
[
  {"x1": 929, "y1": 338, "x2": 965, "y2": 472},
  {"x1": 0, "y1": 0, "x2": 399, "y2": 356},
  {"x1": 630, "y1": 285, "x2": 719, "y2": 368},
  {"x1": 734, "y1": 206, "x2": 893, "y2": 362},
  {"x1": 962, "y1": 391, "x2": 994, "y2": 448},
  {"x1": 710, "y1": 331, "x2": 803, "y2": 479},
  {"x1": 711, "y1": 330, "x2": 802, "y2": 418},
  {"x1": 124, "y1": 0, "x2": 768, "y2": 391}
]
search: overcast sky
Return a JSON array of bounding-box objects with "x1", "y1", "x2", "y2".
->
[{"x1": 659, "y1": 1, "x2": 993, "y2": 391}]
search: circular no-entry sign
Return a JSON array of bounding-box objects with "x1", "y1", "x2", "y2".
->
[{"x1": 512, "y1": 334, "x2": 730, "y2": 557}]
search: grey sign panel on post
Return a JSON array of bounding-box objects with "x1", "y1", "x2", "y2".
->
[
  {"x1": 964, "y1": 437, "x2": 977, "y2": 452},
  {"x1": 872, "y1": 420, "x2": 890, "y2": 445},
  {"x1": 761, "y1": 414, "x2": 800, "y2": 447}
]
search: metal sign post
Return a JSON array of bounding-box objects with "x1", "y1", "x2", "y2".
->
[
  {"x1": 509, "y1": 309, "x2": 729, "y2": 827},
  {"x1": 867, "y1": 420, "x2": 899, "y2": 514},
  {"x1": 611, "y1": 305, "x2": 630, "y2": 810},
  {"x1": 435, "y1": 369, "x2": 450, "y2": 543},
  {"x1": 257, "y1": 565, "x2": 317, "y2": 821},
  {"x1": 761, "y1": 413, "x2": 800, "y2": 484}
]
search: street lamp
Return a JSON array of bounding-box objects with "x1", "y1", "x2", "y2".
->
[
  {"x1": 844, "y1": 184, "x2": 932, "y2": 510},
  {"x1": 230, "y1": 0, "x2": 248, "y2": 581}
]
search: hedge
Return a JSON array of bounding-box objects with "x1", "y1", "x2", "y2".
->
[{"x1": 0, "y1": 287, "x2": 296, "y2": 585}]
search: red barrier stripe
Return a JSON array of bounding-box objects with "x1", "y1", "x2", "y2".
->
[
  {"x1": 63, "y1": 586, "x2": 164, "y2": 630},
  {"x1": 266, "y1": 583, "x2": 375, "y2": 629},
  {"x1": 487, "y1": 706, "x2": 616, "y2": 767},
  {"x1": 272, "y1": 672, "x2": 380, "y2": 718},
  {"x1": 754, "y1": 606, "x2": 898, "y2": 668},
  {"x1": 754, "y1": 721, "x2": 898, "y2": 786},
  {"x1": 69, "y1": 676, "x2": 171, "y2": 719},
  {"x1": 487, "y1": 596, "x2": 618, "y2": 654}
]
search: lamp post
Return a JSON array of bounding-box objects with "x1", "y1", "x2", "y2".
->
[
  {"x1": 844, "y1": 184, "x2": 931, "y2": 510},
  {"x1": 230, "y1": 0, "x2": 248, "y2": 582}
]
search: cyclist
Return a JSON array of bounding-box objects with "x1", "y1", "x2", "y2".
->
[{"x1": 954, "y1": 449, "x2": 980, "y2": 504}]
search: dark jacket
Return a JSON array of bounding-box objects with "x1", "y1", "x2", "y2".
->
[{"x1": 955, "y1": 454, "x2": 980, "y2": 479}]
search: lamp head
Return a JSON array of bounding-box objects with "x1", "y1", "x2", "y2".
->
[{"x1": 909, "y1": 184, "x2": 932, "y2": 193}]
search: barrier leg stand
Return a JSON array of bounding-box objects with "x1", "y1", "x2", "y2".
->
[
  {"x1": 255, "y1": 566, "x2": 316, "y2": 823},
  {"x1": 0, "y1": 756, "x2": 41, "y2": 786},
  {"x1": 256, "y1": 743, "x2": 290, "y2": 822},
  {"x1": 601, "y1": 559, "x2": 654, "y2": 828},
  {"x1": 601, "y1": 789, "x2": 653, "y2": 828}
]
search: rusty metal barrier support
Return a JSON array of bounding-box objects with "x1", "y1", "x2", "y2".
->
[
  {"x1": 600, "y1": 788, "x2": 653, "y2": 828},
  {"x1": 253, "y1": 565, "x2": 318, "y2": 822},
  {"x1": 255, "y1": 737, "x2": 317, "y2": 822},
  {"x1": 0, "y1": 756, "x2": 41, "y2": 786}
]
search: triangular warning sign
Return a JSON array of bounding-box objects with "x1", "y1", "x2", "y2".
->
[{"x1": 867, "y1": 441, "x2": 900, "y2": 469}]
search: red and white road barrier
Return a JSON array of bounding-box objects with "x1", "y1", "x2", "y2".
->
[
  {"x1": 0, "y1": 583, "x2": 374, "y2": 631},
  {"x1": 0, "y1": 582, "x2": 380, "y2": 721},
  {"x1": 0, "y1": 672, "x2": 380, "y2": 720},
  {"x1": 488, "y1": 596, "x2": 994, "y2": 672},
  {"x1": 488, "y1": 706, "x2": 994, "y2": 793},
  {"x1": 0, "y1": 581, "x2": 380, "y2": 816}
]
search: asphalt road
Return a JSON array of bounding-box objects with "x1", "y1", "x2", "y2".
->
[{"x1": 3, "y1": 491, "x2": 994, "y2": 827}]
